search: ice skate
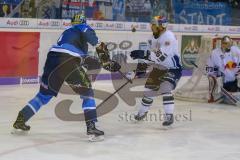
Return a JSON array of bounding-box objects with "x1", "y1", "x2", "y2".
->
[
  {"x1": 134, "y1": 112, "x2": 148, "y2": 121},
  {"x1": 162, "y1": 114, "x2": 174, "y2": 127},
  {"x1": 11, "y1": 111, "x2": 30, "y2": 135},
  {"x1": 86, "y1": 121, "x2": 104, "y2": 142}
]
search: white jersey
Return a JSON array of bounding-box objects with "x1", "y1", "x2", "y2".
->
[
  {"x1": 207, "y1": 46, "x2": 240, "y2": 83},
  {"x1": 147, "y1": 30, "x2": 181, "y2": 69}
]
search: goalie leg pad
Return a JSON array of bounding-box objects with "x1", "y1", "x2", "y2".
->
[{"x1": 208, "y1": 75, "x2": 223, "y2": 103}]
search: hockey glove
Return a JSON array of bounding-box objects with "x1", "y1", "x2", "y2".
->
[
  {"x1": 130, "y1": 50, "x2": 150, "y2": 60},
  {"x1": 135, "y1": 62, "x2": 148, "y2": 78},
  {"x1": 96, "y1": 42, "x2": 121, "y2": 72},
  {"x1": 96, "y1": 42, "x2": 110, "y2": 63},
  {"x1": 102, "y1": 61, "x2": 121, "y2": 72}
]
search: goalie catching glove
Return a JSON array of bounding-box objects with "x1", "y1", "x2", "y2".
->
[{"x1": 96, "y1": 42, "x2": 121, "y2": 72}]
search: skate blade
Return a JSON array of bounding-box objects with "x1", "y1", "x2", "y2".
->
[
  {"x1": 160, "y1": 125, "x2": 173, "y2": 130},
  {"x1": 132, "y1": 119, "x2": 142, "y2": 124},
  {"x1": 11, "y1": 128, "x2": 29, "y2": 135},
  {"x1": 88, "y1": 135, "x2": 104, "y2": 142}
]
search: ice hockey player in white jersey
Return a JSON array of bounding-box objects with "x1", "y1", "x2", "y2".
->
[
  {"x1": 130, "y1": 16, "x2": 182, "y2": 126},
  {"x1": 207, "y1": 36, "x2": 240, "y2": 104}
]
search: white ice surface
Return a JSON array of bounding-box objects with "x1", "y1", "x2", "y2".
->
[{"x1": 0, "y1": 81, "x2": 240, "y2": 160}]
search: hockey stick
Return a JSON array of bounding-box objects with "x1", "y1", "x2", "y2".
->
[
  {"x1": 118, "y1": 70, "x2": 133, "y2": 83},
  {"x1": 190, "y1": 61, "x2": 240, "y2": 106},
  {"x1": 96, "y1": 79, "x2": 130, "y2": 108},
  {"x1": 96, "y1": 71, "x2": 136, "y2": 108}
]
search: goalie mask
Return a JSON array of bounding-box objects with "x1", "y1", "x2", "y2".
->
[
  {"x1": 71, "y1": 11, "x2": 87, "y2": 25},
  {"x1": 150, "y1": 16, "x2": 168, "y2": 38},
  {"x1": 221, "y1": 36, "x2": 232, "y2": 52}
]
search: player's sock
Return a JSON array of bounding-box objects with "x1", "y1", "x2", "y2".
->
[
  {"x1": 82, "y1": 93, "x2": 104, "y2": 141},
  {"x1": 21, "y1": 92, "x2": 53, "y2": 121},
  {"x1": 82, "y1": 97, "x2": 97, "y2": 122},
  {"x1": 135, "y1": 96, "x2": 153, "y2": 121},
  {"x1": 162, "y1": 93, "x2": 174, "y2": 126},
  {"x1": 84, "y1": 109, "x2": 97, "y2": 122},
  {"x1": 84, "y1": 109, "x2": 104, "y2": 141},
  {"x1": 13, "y1": 92, "x2": 53, "y2": 131}
]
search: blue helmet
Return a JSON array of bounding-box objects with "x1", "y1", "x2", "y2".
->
[
  {"x1": 71, "y1": 12, "x2": 87, "y2": 25},
  {"x1": 151, "y1": 16, "x2": 168, "y2": 28}
]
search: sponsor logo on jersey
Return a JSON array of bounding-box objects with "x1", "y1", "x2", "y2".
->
[
  {"x1": 155, "y1": 50, "x2": 161, "y2": 57},
  {"x1": 225, "y1": 61, "x2": 237, "y2": 69}
]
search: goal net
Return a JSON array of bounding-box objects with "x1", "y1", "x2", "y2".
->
[
  {"x1": 174, "y1": 36, "x2": 216, "y2": 102},
  {"x1": 174, "y1": 36, "x2": 240, "y2": 102}
]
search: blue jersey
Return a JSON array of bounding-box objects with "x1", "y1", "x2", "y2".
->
[{"x1": 50, "y1": 24, "x2": 99, "y2": 57}]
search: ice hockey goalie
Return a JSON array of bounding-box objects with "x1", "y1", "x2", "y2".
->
[{"x1": 207, "y1": 36, "x2": 240, "y2": 105}]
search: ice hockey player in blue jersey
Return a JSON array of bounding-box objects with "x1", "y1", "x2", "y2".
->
[{"x1": 12, "y1": 12, "x2": 121, "y2": 141}]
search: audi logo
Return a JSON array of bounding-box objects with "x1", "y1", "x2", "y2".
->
[
  {"x1": 19, "y1": 20, "x2": 29, "y2": 26},
  {"x1": 115, "y1": 23, "x2": 123, "y2": 29},
  {"x1": 140, "y1": 24, "x2": 147, "y2": 29},
  {"x1": 96, "y1": 23, "x2": 103, "y2": 28},
  {"x1": 50, "y1": 21, "x2": 60, "y2": 26}
]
